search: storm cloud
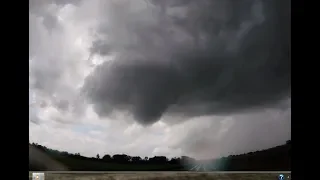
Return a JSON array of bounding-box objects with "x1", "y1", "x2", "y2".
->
[
  {"x1": 29, "y1": 0, "x2": 291, "y2": 161},
  {"x1": 82, "y1": 0, "x2": 291, "y2": 125}
]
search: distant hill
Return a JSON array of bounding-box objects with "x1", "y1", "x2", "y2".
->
[
  {"x1": 29, "y1": 140, "x2": 290, "y2": 171},
  {"x1": 217, "y1": 140, "x2": 291, "y2": 171}
]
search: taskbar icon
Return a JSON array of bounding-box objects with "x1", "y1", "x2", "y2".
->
[{"x1": 32, "y1": 172, "x2": 45, "y2": 180}]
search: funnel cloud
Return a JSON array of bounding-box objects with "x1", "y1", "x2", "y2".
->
[
  {"x1": 29, "y1": 0, "x2": 291, "y2": 160},
  {"x1": 82, "y1": 0, "x2": 290, "y2": 125}
]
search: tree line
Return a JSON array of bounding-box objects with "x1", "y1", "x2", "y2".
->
[
  {"x1": 29, "y1": 140, "x2": 290, "y2": 171},
  {"x1": 30, "y1": 142, "x2": 196, "y2": 165}
]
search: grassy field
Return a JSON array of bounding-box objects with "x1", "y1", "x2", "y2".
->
[{"x1": 30, "y1": 172, "x2": 290, "y2": 180}]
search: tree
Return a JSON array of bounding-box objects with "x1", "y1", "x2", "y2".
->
[
  {"x1": 113, "y1": 154, "x2": 130, "y2": 163},
  {"x1": 169, "y1": 157, "x2": 180, "y2": 164},
  {"x1": 131, "y1": 156, "x2": 142, "y2": 163},
  {"x1": 96, "y1": 154, "x2": 100, "y2": 159},
  {"x1": 148, "y1": 156, "x2": 168, "y2": 164},
  {"x1": 286, "y1": 140, "x2": 291, "y2": 145},
  {"x1": 102, "y1": 154, "x2": 112, "y2": 162}
]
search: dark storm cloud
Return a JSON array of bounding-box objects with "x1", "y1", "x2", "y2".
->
[{"x1": 82, "y1": 0, "x2": 291, "y2": 125}]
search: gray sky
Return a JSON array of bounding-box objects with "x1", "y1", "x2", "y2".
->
[{"x1": 29, "y1": 0, "x2": 291, "y2": 160}]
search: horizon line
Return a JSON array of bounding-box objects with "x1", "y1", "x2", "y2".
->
[{"x1": 30, "y1": 140, "x2": 291, "y2": 160}]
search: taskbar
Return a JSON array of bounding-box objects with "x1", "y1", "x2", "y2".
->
[{"x1": 30, "y1": 171, "x2": 291, "y2": 180}]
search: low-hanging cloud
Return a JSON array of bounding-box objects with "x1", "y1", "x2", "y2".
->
[
  {"x1": 82, "y1": 0, "x2": 291, "y2": 125},
  {"x1": 29, "y1": 0, "x2": 291, "y2": 162}
]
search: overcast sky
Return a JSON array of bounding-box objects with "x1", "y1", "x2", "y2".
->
[{"x1": 29, "y1": 0, "x2": 291, "y2": 160}]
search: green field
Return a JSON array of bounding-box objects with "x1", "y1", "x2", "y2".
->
[{"x1": 30, "y1": 172, "x2": 290, "y2": 180}]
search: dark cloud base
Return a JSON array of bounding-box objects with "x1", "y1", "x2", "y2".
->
[{"x1": 82, "y1": 0, "x2": 291, "y2": 125}]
